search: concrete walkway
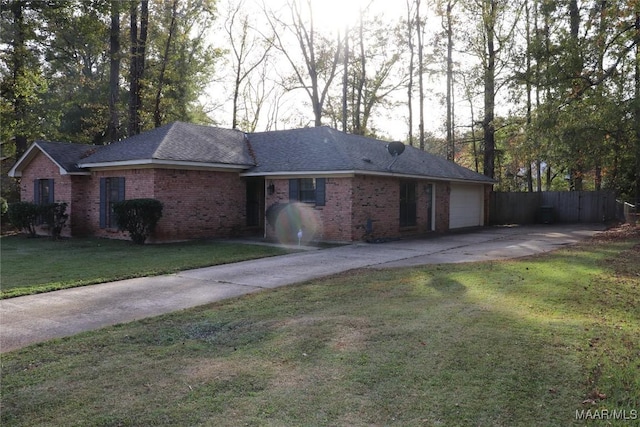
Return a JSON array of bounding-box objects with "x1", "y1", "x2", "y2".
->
[{"x1": 0, "y1": 224, "x2": 604, "y2": 353}]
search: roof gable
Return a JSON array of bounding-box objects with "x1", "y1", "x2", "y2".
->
[{"x1": 8, "y1": 141, "x2": 94, "y2": 177}]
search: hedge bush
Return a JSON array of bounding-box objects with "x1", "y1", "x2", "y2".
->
[
  {"x1": 40, "y1": 202, "x2": 68, "y2": 240},
  {"x1": 7, "y1": 202, "x2": 40, "y2": 237},
  {"x1": 112, "y1": 198, "x2": 163, "y2": 244}
]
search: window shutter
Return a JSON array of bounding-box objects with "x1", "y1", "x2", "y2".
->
[
  {"x1": 289, "y1": 179, "x2": 298, "y2": 201},
  {"x1": 99, "y1": 178, "x2": 106, "y2": 228},
  {"x1": 315, "y1": 178, "x2": 326, "y2": 206},
  {"x1": 34, "y1": 180, "x2": 40, "y2": 204},
  {"x1": 117, "y1": 177, "x2": 125, "y2": 201},
  {"x1": 48, "y1": 179, "x2": 55, "y2": 203}
]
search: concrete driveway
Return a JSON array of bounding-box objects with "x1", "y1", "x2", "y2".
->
[{"x1": 0, "y1": 224, "x2": 604, "y2": 353}]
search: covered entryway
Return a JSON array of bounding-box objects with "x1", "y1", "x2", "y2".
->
[{"x1": 449, "y1": 183, "x2": 484, "y2": 228}]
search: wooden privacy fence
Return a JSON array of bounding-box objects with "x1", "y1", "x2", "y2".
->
[{"x1": 489, "y1": 190, "x2": 618, "y2": 225}]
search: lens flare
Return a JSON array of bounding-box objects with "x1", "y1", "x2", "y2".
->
[{"x1": 273, "y1": 202, "x2": 322, "y2": 245}]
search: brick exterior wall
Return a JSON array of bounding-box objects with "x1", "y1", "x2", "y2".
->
[
  {"x1": 351, "y1": 175, "x2": 450, "y2": 240},
  {"x1": 86, "y1": 169, "x2": 249, "y2": 241},
  {"x1": 152, "y1": 169, "x2": 248, "y2": 241},
  {"x1": 18, "y1": 152, "x2": 75, "y2": 237},
  {"x1": 18, "y1": 151, "x2": 482, "y2": 242},
  {"x1": 264, "y1": 175, "x2": 453, "y2": 243},
  {"x1": 263, "y1": 177, "x2": 354, "y2": 242},
  {"x1": 19, "y1": 154, "x2": 252, "y2": 241}
]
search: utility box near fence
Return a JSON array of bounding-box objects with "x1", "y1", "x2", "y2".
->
[{"x1": 539, "y1": 206, "x2": 554, "y2": 224}]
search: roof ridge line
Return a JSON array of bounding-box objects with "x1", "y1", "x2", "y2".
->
[{"x1": 152, "y1": 122, "x2": 179, "y2": 159}]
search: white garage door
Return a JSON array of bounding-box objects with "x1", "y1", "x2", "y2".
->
[{"x1": 449, "y1": 184, "x2": 484, "y2": 229}]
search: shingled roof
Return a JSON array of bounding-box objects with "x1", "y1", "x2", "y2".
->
[
  {"x1": 10, "y1": 122, "x2": 495, "y2": 184},
  {"x1": 245, "y1": 126, "x2": 494, "y2": 183},
  {"x1": 8, "y1": 141, "x2": 94, "y2": 177},
  {"x1": 78, "y1": 122, "x2": 254, "y2": 168}
]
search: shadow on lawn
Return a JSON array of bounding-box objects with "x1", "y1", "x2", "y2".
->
[{"x1": 1, "y1": 238, "x2": 638, "y2": 426}]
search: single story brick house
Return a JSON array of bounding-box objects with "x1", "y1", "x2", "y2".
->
[{"x1": 8, "y1": 122, "x2": 495, "y2": 243}]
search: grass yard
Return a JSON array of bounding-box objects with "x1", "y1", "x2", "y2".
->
[
  {"x1": 0, "y1": 235, "x2": 291, "y2": 298},
  {"x1": 1, "y1": 229, "x2": 639, "y2": 426}
]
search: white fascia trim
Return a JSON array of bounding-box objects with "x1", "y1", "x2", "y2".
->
[
  {"x1": 242, "y1": 169, "x2": 494, "y2": 185},
  {"x1": 78, "y1": 159, "x2": 252, "y2": 172},
  {"x1": 358, "y1": 170, "x2": 494, "y2": 184},
  {"x1": 240, "y1": 170, "x2": 356, "y2": 178},
  {"x1": 8, "y1": 142, "x2": 79, "y2": 177}
]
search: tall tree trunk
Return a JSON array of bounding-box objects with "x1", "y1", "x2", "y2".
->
[
  {"x1": 634, "y1": 11, "x2": 640, "y2": 207},
  {"x1": 342, "y1": 24, "x2": 349, "y2": 132},
  {"x1": 534, "y1": 0, "x2": 542, "y2": 192},
  {"x1": 416, "y1": 0, "x2": 425, "y2": 150},
  {"x1": 568, "y1": 0, "x2": 583, "y2": 190},
  {"x1": 128, "y1": 0, "x2": 148, "y2": 136},
  {"x1": 154, "y1": 0, "x2": 178, "y2": 128},
  {"x1": 445, "y1": 1, "x2": 455, "y2": 161},
  {"x1": 107, "y1": 0, "x2": 121, "y2": 143},
  {"x1": 406, "y1": 0, "x2": 414, "y2": 146},
  {"x1": 128, "y1": 1, "x2": 139, "y2": 136},
  {"x1": 525, "y1": 0, "x2": 533, "y2": 192},
  {"x1": 353, "y1": 11, "x2": 365, "y2": 134},
  {"x1": 10, "y1": 0, "x2": 28, "y2": 157},
  {"x1": 482, "y1": 0, "x2": 496, "y2": 179},
  {"x1": 230, "y1": 13, "x2": 248, "y2": 130},
  {"x1": 469, "y1": 92, "x2": 479, "y2": 173}
]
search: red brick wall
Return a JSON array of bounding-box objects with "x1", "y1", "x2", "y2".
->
[
  {"x1": 263, "y1": 178, "x2": 354, "y2": 242},
  {"x1": 81, "y1": 169, "x2": 247, "y2": 241},
  {"x1": 264, "y1": 175, "x2": 453, "y2": 243},
  {"x1": 351, "y1": 175, "x2": 399, "y2": 240},
  {"x1": 351, "y1": 175, "x2": 449, "y2": 240},
  {"x1": 152, "y1": 169, "x2": 248, "y2": 241},
  {"x1": 321, "y1": 178, "x2": 353, "y2": 241},
  {"x1": 79, "y1": 170, "x2": 145, "y2": 240},
  {"x1": 18, "y1": 152, "x2": 76, "y2": 237},
  {"x1": 17, "y1": 151, "x2": 471, "y2": 242}
]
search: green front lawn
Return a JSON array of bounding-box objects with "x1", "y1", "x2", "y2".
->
[
  {"x1": 0, "y1": 236, "x2": 291, "y2": 298},
  {"x1": 2, "y1": 231, "x2": 638, "y2": 426}
]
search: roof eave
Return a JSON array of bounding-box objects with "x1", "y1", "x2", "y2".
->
[
  {"x1": 241, "y1": 168, "x2": 496, "y2": 184},
  {"x1": 77, "y1": 158, "x2": 254, "y2": 171}
]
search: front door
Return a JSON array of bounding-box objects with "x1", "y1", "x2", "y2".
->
[{"x1": 246, "y1": 178, "x2": 264, "y2": 230}]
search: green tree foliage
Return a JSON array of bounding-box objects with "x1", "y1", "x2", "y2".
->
[
  {"x1": 1, "y1": 0, "x2": 219, "y2": 154},
  {"x1": 142, "y1": 0, "x2": 220, "y2": 128},
  {"x1": 0, "y1": 1, "x2": 64, "y2": 157},
  {"x1": 523, "y1": 0, "x2": 637, "y2": 195}
]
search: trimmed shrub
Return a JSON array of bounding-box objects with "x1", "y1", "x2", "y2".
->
[
  {"x1": 7, "y1": 202, "x2": 40, "y2": 237},
  {"x1": 112, "y1": 198, "x2": 163, "y2": 244},
  {"x1": 40, "y1": 202, "x2": 68, "y2": 240},
  {"x1": 0, "y1": 197, "x2": 8, "y2": 228}
]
